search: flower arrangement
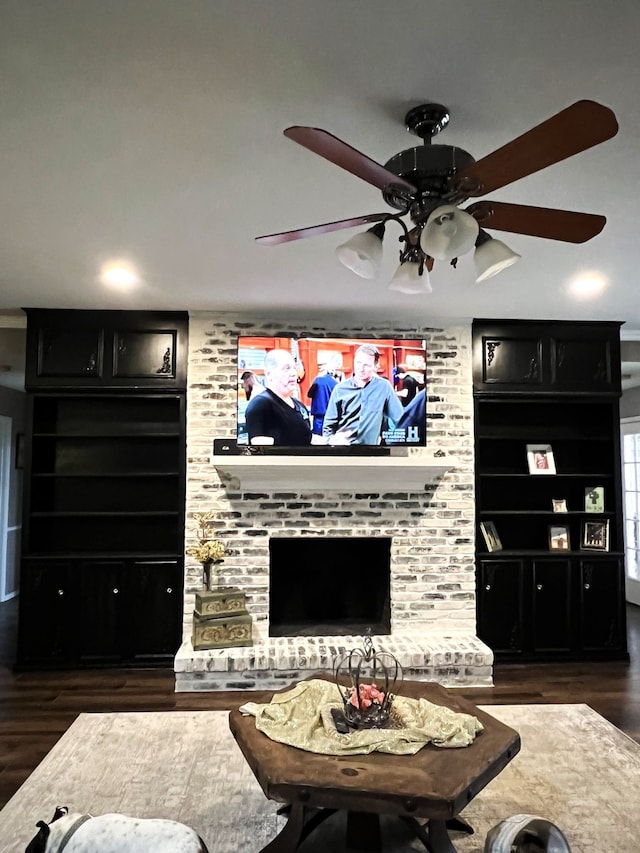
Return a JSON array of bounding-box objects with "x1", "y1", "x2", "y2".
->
[
  {"x1": 186, "y1": 538, "x2": 225, "y2": 564},
  {"x1": 186, "y1": 511, "x2": 225, "y2": 589},
  {"x1": 347, "y1": 682, "x2": 386, "y2": 710}
]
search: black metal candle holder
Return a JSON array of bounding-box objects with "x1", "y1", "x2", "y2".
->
[{"x1": 333, "y1": 635, "x2": 403, "y2": 730}]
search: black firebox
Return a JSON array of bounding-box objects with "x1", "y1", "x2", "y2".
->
[{"x1": 269, "y1": 537, "x2": 391, "y2": 637}]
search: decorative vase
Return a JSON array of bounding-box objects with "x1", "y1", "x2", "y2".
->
[{"x1": 201, "y1": 560, "x2": 223, "y2": 590}]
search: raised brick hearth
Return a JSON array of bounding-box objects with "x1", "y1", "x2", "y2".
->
[
  {"x1": 174, "y1": 633, "x2": 493, "y2": 690},
  {"x1": 178, "y1": 314, "x2": 492, "y2": 690}
]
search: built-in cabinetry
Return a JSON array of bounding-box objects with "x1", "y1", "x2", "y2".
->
[
  {"x1": 473, "y1": 319, "x2": 628, "y2": 661},
  {"x1": 17, "y1": 310, "x2": 188, "y2": 669}
]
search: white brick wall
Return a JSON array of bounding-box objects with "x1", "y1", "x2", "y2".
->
[{"x1": 183, "y1": 313, "x2": 476, "y2": 645}]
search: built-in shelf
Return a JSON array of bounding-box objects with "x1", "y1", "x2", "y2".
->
[{"x1": 213, "y1": 454, "x2": 455, "y2": 491}]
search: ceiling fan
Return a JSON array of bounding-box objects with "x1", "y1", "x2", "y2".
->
[{"x1": 256, "y1": 100, "x2": 618, "y2": 293}]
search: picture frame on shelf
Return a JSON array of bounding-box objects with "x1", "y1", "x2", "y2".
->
[
  {"x1": 549, "y1": 524, "x2": 570, "y2": 551},
  {"x1": 581, "y1": 519, "x2": 610, "y2": 551},
  {"x1": 480, "y1": 521, "x2": 502, "y2": 553},
  {"x1": 552, "y1": 498, "x2": 568, "y2": 513},
  {"x1": 526, "y1": 443, "x2": 556, "y2": 475},
  {"x1": 584, "y1": 486, "x2": 605, "y2": 513}
]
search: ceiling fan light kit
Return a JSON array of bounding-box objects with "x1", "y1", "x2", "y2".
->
[
  {"x1": 420, "y1": 204, "x2": 480, "y2": 261},
  {"x1": 334, "y1": 223, "x2": 386, "y2": 279},
  {"x1": 258, "y1": 99, "x2": 618, "y2": 295},
  {"x1": 389, "y1": 260, "x2": 432, "y2": 295},
  {"x1": 474, "y1": 230, "x2": 522, "y2": 283}
]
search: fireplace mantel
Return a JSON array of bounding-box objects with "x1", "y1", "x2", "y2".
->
[{"x1": 213, "y1": 454, "x2": 454, "y2": 491}]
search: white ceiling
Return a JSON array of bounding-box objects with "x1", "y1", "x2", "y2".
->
[{"x1": 2, "y1": 0, "x2": 640, "y2": 335}]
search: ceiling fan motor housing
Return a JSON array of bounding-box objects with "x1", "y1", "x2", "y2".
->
[{"x1": 383, "y1": 144, "x2": 476, "y2": 223}]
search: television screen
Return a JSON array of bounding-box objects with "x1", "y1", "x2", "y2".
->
[{"x1": 237, "y1": 335, "x2": 427, "y2": 448}]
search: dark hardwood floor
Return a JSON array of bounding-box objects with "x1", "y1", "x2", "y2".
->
[{"x1": 0, "y1": 596, "x2": 638, "y2": 810}]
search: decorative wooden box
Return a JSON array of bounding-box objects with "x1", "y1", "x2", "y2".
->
[
  {"x1": 195, "y1": 587, "x2": 247, "y2": 619},
  {"x1": 192, "y1": 586, "x2": 252, "y2": 650},
  {"x1": 192, "y1": 612, "x2": 253, "y2": 651}
]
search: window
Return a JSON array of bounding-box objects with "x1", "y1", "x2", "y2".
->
[{"x1": 622, "y1": 420, "x2": 640, "y2": 605}]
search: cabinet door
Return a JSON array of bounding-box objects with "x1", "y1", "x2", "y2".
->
[
  {"x1": 77, "y1": 561, "x2": 126, "y2": 662},
  {"x1": 112, "y1": 330, "x2": 178, "y2": 380},
  {"x1": 17, "y1": 561, "x2": 74, "y2": 664},
  {"x1": 531, "y1": 559, "x2": 572, "y2": 653},
  {"x1": 477, "y1": 560, "x2": 524, "y2": 654},
  {"x1": 579, "y1": 558, "x2": 624, "y2": 652},
  {"x1": 34, "y1": 327, "x2": 104, "y2": 380},
  {"x1": 128, "y1": 560, "x2": 183, "y2": 660},
  {"x1": 550, "y1": 331, "x2": 620, "y2": 391},
  {"x1": 474, "y1": 333, "x2": 544, "y2": 391}
]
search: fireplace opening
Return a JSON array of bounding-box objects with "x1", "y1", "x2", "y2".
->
[{"x1": 269, "y1": 537, "x2": 391, "y2": 637}]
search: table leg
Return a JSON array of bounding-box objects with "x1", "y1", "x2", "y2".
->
[
  {"x1": 260, "y1": 802, "x2": 306, "y2": 853},
  {"x1": 426, "y1": 819, "x2": 461, "y2": 853},
  {"x1": 402, "y1": 816, "x2": 473, "y2": 853}
]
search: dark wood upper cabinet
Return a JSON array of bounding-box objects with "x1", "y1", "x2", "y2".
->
[
  {"x1": 24, "y1": 309, "x2": 188, "y2": 389},
  {"x1": 473, "y1": 319, "x2": 621, "y2": 394}
]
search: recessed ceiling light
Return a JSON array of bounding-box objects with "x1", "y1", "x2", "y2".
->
[
  {"x1": 569, "y1": 273, "x2": 607, "y2": 297},
  {"x1": 100, "y1": 261, "x2": 140, "y2": 289}
]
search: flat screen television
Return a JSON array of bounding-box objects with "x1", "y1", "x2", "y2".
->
[{"x1": 236, "y1": 335, "x2": 427, "y2": 449}]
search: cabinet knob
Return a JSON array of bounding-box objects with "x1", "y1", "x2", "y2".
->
[
  {"x1": 536, "y1": 584, "x2": 543, "y2": 591},
  {"x1": 112, "y1": 588, "x2": 119, "y2": 595},
  {"x1": 166, "y1": 587, "x2": 173, "y2": 594},
  {"x1": 485, "y1": 584, "x2": 491, "y2": 591},
  {"x1": 584, "y1": 583, "x2": 591, "y2": 590},
  {"x1": 57, "y1": 589, "x2": 64, "y2": 596}
]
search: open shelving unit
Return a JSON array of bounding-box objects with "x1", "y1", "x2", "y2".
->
[
  {"x1": 26, "y1": 395, "x2": 183, "y2": 555},
  {"x1": 476, "y1": 398, "x2": 620, "y2": 556}
]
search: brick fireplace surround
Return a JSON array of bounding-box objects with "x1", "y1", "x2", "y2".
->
[{"x1": 174, "y1": 313, "x2": 493, "y2": 691}]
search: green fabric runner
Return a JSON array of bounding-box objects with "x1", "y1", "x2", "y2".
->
[{"x1": 239, "y1": 679, "x2": 483, "y2": 756}]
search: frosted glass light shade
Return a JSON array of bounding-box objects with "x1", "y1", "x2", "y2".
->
[
  {"x1": 388, "y1": 262, "x2": 432, "y2": 294},
  {"x1": 420, "y1": 204, "x2": 479, "y2": 261},
  {"x1": 474, "y1": 237, "x2": 521, "y2": 282},
  {"x1": 335, "y1": 230, "x2": 384, "y2": 279}
]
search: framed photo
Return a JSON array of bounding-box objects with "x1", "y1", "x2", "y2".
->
[
  {"x1": 582, "y1": 519, "x2": 610, "y2": 551},
  {"x1": 552, "y1": 498, "x2": 568, "y2": 513},
  {"x1": 526, "y1": 443, "x2": 556, "y2": 475},
  {"x1": 480, "y1": 521, "x2": 502, "y2": 552},
  {"x1": 584, "y1": 486, "x2": 605, "y2": 513},
  {"x1": 549, "y1": 524, "x2": 570, "y2": 550}
]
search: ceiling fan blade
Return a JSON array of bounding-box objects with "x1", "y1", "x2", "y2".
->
[
  {"x1": 451, "y1": 100, "x2": 618, "y2": 197},
  {"x1": 466, "y1": 200, "x2": 606, "y2": 243},
  {"x1": 284, "y1": 126, "x2": 416, "y2": 194},
  {"x1": 256, "y1": 213, "x2": 389, "y2": 245}
]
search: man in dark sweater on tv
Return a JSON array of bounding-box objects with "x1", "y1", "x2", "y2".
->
[{"x1": 245, "y1": 349, "x2": 312, "y2": 446}]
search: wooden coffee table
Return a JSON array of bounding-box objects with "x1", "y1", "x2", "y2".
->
[{"x1": 228, "y1": 675, "x2": 520, "y2": 853}]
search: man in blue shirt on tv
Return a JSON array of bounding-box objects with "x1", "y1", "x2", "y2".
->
[
  {"x1": 307, "y1": 362, "x2": 338, "y2": 436},
  {"x1": 322, "y1": 344, "x2": 403, "y2": 445}
]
